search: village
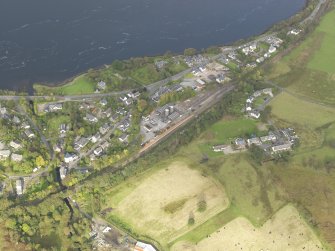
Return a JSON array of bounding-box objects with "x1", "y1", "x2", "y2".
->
[{"x1": 0, "y1": 27, "x2": 304, "y2": 251}]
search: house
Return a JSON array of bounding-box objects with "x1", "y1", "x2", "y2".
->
[
  {"x1": 256, "y1": 57, "x2": 265, "y2": 63},
  {"x1": 11, "y1": 153, "x2": 23, "y2": 162},
  {"x1": 262, "y1": 88, "x2": 273, "y2": 97},
  {"x1": 91, "y1": 133, "x2": 101, "y2": 143},
  {"x1": 249, "y1": 110, "x2": 261, "y2": 119},
  {"x1": 134, "y1": 241, "x2": 157, "y2": 251},
  {"x1": 13, "y1": 116, "x2": 21, "y2": 124},
  {"x1": 16, "y1": 179, "x2": 24, "y2": 196},
  {"x1": 212, "y1": 145, "x2": 229, "y2": 152},
  {"x1": 59, "y1": 164, "x2": 68, "y2": 180},
  {"x1": 0, "y1": 105, "x2": 7, "y2": 116},
  {"x1": 260, "y1": 134, "x2": 277, "y2": 143},
  {"x1": 94, "y1": 147, "x2": 103, "y2": 156},
  {"x1": 85, "y1": 114, "x2": 98, "y2": 123},
  {"x1": 288, "y1": 29, "x2": 301, "y2": 35},
  {"x1": 24, "y1": 129, "x2": 35, "y2": 138},
  {"x1": 59, "y1": 124, "x2": 68, "y2": 134},
  {"x1": 47, "y1": 103, "x2": 63, "y2": 112},
  {"x1": 74, "y1": 137, "x2": 89, "y2": 150},
  {"x1": 64, "y1": 153, "x2": 78, "y2": 163},
  {"x1": 0, "y1": 150, "x2": 11, "y2": 160},
  {"x1": 235, "y1": 138, "x2": 246, "y2": 149},
  {"x1": 246, "y1": 105, "x2": 252, "y2": 112},
  {"x1": 247, "y1": 137, "x2": 262, "y2": 146},
  {"x1": 101, "y1": 141, "x2": 110, "y2": 150},
  {"x1": 99, "y1": 123, "x2": 110, "y2": 135},
  {"x1": 249, "y1": 43, "x2": 257, "y2": 51},
  {"x1": 246, "y1": 97, "x2": 254, "y2": 103},
  {"x1": 242, "y1": 47, "x2": 250, "y2": 55},
  {"x1": 97, "y1": 81, "x2": 106, "y2": 90},
  {"x1": 272, "y1": 143, "x2": 292, "y2": 153},
  {"x1": 268, "y1": 45, "x2": 277, "y2": 54},
  {"x1": 119, "y1": 134, "x2": 129, "y2": 143},
  {"x1": 196, "y1": 79, "x2": 206, "y2": 86},
  {"x1": 102, "y1": 107, "x2": 112, "y2": 118},
  {"x1": 21, "y1": 122, "x2": 30, "y2": 129},
  {"x1": 9, "y1": 141, "x2": 22, "y2": 150},
  {"x1": 216, "y1": 74, "x2": 226, "y2": 83},
  {"x1": 102, "y1": 226, "x2": 112, "y2": 233},
  {"x1": 100, "y1": 98, "x2": 108, "y2": 106},
  {"x1": 53, "y1": 144, "x2": 62, "y2": 153}
]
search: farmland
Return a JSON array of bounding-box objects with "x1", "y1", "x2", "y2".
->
[
  {"x1": 103, "y1": 161, "x2": 229, "y2": 249},
  {"x1": 172, "y1": 205, "x2": 323, "y2": 251}
]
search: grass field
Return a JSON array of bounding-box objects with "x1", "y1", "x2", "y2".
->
[
  {"x1": 104, "y1": 161, "x2": 229, "y2": 248},
  {"x1": 34, "y1": 75, "x2": 95, "y2": 95},
  {"x1": 172, "y1": 205, "x2": 323, "y2": 251},
  {"x1": 270, "y1": 93, "x2": 335, "y2": 128},
  {"x1": 266, "y1": 8, "x2": 335, "y2": 105}
]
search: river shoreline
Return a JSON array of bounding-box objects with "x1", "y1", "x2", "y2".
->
[{"x1": 0, "y1": 0, "x2": 316, "y2": 94}]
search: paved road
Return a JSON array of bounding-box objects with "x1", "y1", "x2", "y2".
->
[{"x1": 300, "y1": 0, "x2": 327, "y2": 25}]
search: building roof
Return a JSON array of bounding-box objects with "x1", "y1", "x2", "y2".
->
[{"x1": 134, "y1": 241, "x2": 156, "y2": 251}]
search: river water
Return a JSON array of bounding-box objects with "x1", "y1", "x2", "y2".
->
[{"x1": 0, "y1": 0, "x2": 305, "y2": 92}]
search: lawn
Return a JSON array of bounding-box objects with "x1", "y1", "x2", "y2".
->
[
  {"x1": 103, "y1": 161, "x2": 229, "y2": 249},
  {"x1": 34, "y1": 75, "x2": 95, "y2": 95},
  {"x1": 266, "y1": 8, "x2": 335, "y2": 105},
  {"x1": 201, "y1": 118, "x2": 259, "y2": 143},
  {"x1": 172, "y1": 205, "x2": 323, "y2": 251}
]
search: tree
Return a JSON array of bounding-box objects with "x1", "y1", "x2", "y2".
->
[
  {"x1": 137, "y1": 99, "x2": 148, "y2": 113},
  {"x1": 36, "y1": 155, "x2": 46, "y2": 167},
  {"x1": 184, "y1": 48, "x2": 197, "y2": 56}
]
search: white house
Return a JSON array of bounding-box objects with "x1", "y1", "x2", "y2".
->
[
  {"x1": 85, "y1": 114, "x2": 98, "y2": 123},
  {"x1": 97, "y1": 81, "x2": 106, "y2": 90},
  {"x1": 119, "y1": 134, "x2": 129, "y2": 143},
  {"x1": 9, "y1": 141, "x2": 22, "y2": 150},
  {"x1": 134, "y1": 241, "x2": 157, "y2": 251},
  {"x1": 272, "y1": 143, "x2": 292, "y2": 153},
  {"x1": 0, "y1": 150, "x2": 11, "y2": 160},
  {"x1": 249, "y1": 110, "x2": 261, "y2": 119},
  {"x1": 268, "y1": 45, "x2": 277, "y2": 54},
  {"x1": 94, "y1": 147, "x2": 103, "y2": 156},
  {"x1": 64, "y1": 153, "x2": 78, "y2": 163},
  {"x1": 16, "y1": 179, "x2": 24, "y2": 196},
  {"x1": 24, "y1": 129, "x2": 35, "y2": 138},
  {"x1": 247, "y1": 137, "x2": 262, "y2": 146},
  {"x1": 11, "y1": 153, "x2": 23, "y2": 162},
  {"x1": 47, "y1": 103, "x2": 63, "y2": 112},
  {"x1": 212, "y1": 145, "x2": 229, "y2": 152}
]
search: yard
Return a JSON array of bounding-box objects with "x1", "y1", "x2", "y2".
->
[{"x1": 103, "y1": 161, "x2": 229, "y2": 249}]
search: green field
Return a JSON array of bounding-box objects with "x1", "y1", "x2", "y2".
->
[
  {"x1": 270, "y1": 92, "x2": 335, "y2": 128},
  {"x1": 266, "y1": 8, "x2": 335, "y2": 105},
  {"x1": 34, "y1": 75, "x2": 95, "y2": 95}
]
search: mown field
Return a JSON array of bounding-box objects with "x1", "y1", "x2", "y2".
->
[
  {"x1": 266, "y1": 8, "x2": 335, "y2": 105},
  {"x1": 102, "y1": 161, "x2": 229, "y2": 249},
  {"x1": 172, "y1": 205, "x2": 323, "y2": 251}
]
